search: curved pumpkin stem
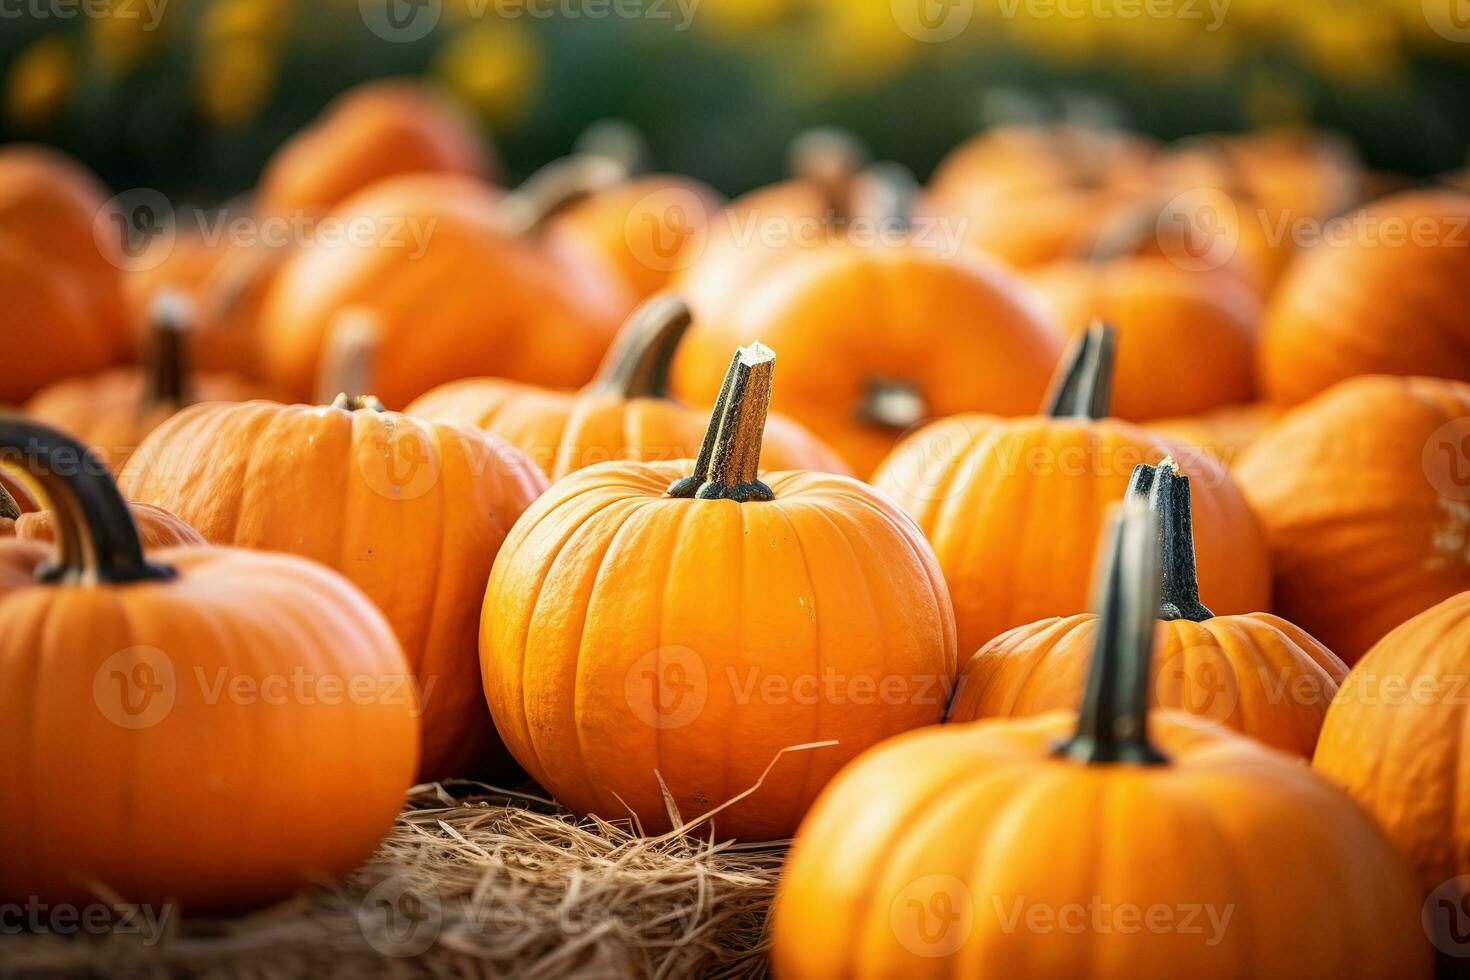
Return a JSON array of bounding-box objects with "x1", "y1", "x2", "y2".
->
[
  {"x1": 574, "y1": 118, "x2": 650, "y2": 178},
  {"x1": 497, "y1": 154, "x2": 631, "y2": 239},
  {"x1": 143, "y1": 290, "x2": 195, "y2": 409},
  {"x1": 0, "y1": 416, "x2": 174, "y2": 584},
  {"x1": 1044, "y1": 320, "x2": 1115, "y2": 419},
  {"x1": 668, "y1": 344, "x2": 776, "y2": 502},
  {"x1": 0, "y1": 480, "x2": 19, "y2": 521},
  {"x1": 1055, "y1": 497, "x2": 1166, "y2": 766},
  {"x1": 789, "y1": 128, "x2": 869, "y2": 225},
  {"x1": 586, "y1": 294, "x2": 693, "y2": 401},
  {"x1": 1127, "y1": 458, "x2": 1214, "y2": 623},
  {"x1": 316, "y1": 308, "x2": 383, "y2": 407}
]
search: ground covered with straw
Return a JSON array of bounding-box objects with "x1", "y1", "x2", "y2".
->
[{"x1": 1, "y1": 782, "x2": 787, "y2": 979}]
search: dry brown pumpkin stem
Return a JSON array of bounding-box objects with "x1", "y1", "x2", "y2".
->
[
  {"x1": 1055, "y1": 497, "x2": 1166, "y2": 766},
  {"x1": 329, "y1": 394, "x2": 387, "y2": 413},
  {"x1": 0, "y1": 416, "x2": 174, "y2": 584},
  {"x1": 1044, "y1": 319, "x2": 1115, "y2": 419},
  {"x1": 0, "y1": 479, "x2": 19, "y2": 520},
  {"x1": 851, "y1": 161, "x2": 919, "y2": 234},
  {"x1": 668, "y1": 344, "x2": 776, "y2": 502},
  {"x1": 1127, "y1": 458, "x2": 1215, "y2": 622},
  {"x1": 573, "y1": 118, "x2": 651, "y2": 178},
  {"x1": 143, "y1": 290, "x2": 195, "y2": 408},
  {"x1": 789, "y1": 127, "x2": 869, "y2": 225},
  {"x1": 857, "y1": 378, "x2": 926, "y2": 430},
  {"x1": 496, "y1": 154, "x2": 632, "y2": 239},
  {"x1": 316, "y1": 309, "x2": 383, "y2": 406},
  {"x1": 586, "y1": 293, "x2": 693, "y2": 400}
]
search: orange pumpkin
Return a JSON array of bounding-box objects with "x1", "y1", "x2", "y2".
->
[
  {"x1": 1315, "y1": 591, "x2": 1470, "y2": 895},
  {"x1": 259, "y1": 172, "x2": 631, "y2": 407},
  {"x1": 481, "y1": 344, "x2": 957, "y2": 840},
  {"x1": 674, "y1": 244, "x2": 1064, "y2": 476},
  {"x1": 774, "y1": 498, "x2": 1427, "y2": 980},
  {"x1": 0, "y1": 145, "x2": 130, "y2": 403},
  {"x1": 257, "y1": 78, "x2": 495, "y2": 219},
  {"x1": 1, "y1": 492, "x2": 203, "y2": 550},
  {"x1": 873, "y1": 323, "x2": 1270, "y2": 654},
  {"x1": 406, "y1": 294, "x2": 848, "y2": 479},
  {"x1": 0, "y1": 418, "x2": 418, "y2": 912},
  {"x1": 118, "y1": 393, "x2": 548, "y2": 780},
  {"x1": 1260, "y1": 190, "x2": 1470, "y2": 405},
  {"x1": 1029, "y1": 256, "x2": 1260, "y2": 421},
  {"x1": 26, "y1": 294, "x2": 275, "y2": 471},
  {"x1": 1151, "y1": 401, "x2": 1282, "y2": 466},
  {"x1": 1236, "y1": 374, "x2": 1470, "y2": 664},
  {"x1": 948, "y1": 458, "x2": 1345, "y2": 757}
]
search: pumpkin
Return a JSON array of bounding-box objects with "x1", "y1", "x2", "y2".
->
[
  {"x1": 0, "y1": 145, "x2": 130, "y2": 403},
  {"x1": 772, "y1": 499, "x2": 1429, "y2": 980},
  {"x1": 257, "y1": 78, "x2": 495, "y2": 219},
  {"x1": 406, "y1": 293, "x2": 848, "y2": 479},
  {"x1": 1235, "y1": 374, "x2": 1470, "y2": 664},
  {"x1": 873, "y1": 322, "x2": 1271, "y2": 654},
  {"x1": 673, "y1": 240, "x2": 1064, "y2": 476},
  {"x1": 1259, "y1": 190, "x2": 1470, "y2": 406},
  {"x1": 118, "y1": 392, "x2": 548, "y2": 780},
  {"x1": 1028, "y1": 255, "x2": 1260, "y2": 421},
  {"x1": 259, "y1": 172, "x2": 631, "y2": 407},
  {"x1": 0, "y1": 417, "x2": 418, "y2": 912},
  {"x1": 1151, "y1": 401, "x2": 1282, "y2": 466},
  {"x1": 26, "y1": 294, "x2": 275, "y2": 471},
  {"x1": 481, "y1": 343, "x2": 957, "y2": 840},
  {"x1": 1315, "y1": 591, "x2": 1470, "y2": 895},
  {"x1": 1, "y1": 487, "x2": 203, "y2": 549},
  {"x1": 947, "y1": 457, "x2": 1345, "y2": 757}
]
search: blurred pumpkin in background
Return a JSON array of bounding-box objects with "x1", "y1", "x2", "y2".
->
[
  {"x1": 0, "y1": 146, "x2": 130, "y2": 404},
  {"x1": 1151, "y1": 400, "x2": 1282, "y2": 465},
  {"x1": 1259, "y1": 189, "x2": 1470, "y2": 405}
]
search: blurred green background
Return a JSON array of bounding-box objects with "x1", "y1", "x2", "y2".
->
[{"x1": 2, "y1": 0, "x2": 1468, "y2": 202}]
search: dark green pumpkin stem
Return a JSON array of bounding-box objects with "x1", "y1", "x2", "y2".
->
[
  {"x1": 1054, "y1": 498, "x2": 1167, "y2": 766},
  {"x1": 0, "y1": 415, "x2": 174, "y2": 584},
  {"x1": 143, "y1": 291, "x2": 194, "y2": 408},
  {"x1": 1127, "y1": 458, "x2": 1214, "y2": 622},
  {"x1": 789, "y1": 128, "x2": 869, "y2": 225},
  {"x1": 667, "y1": 344, "x2": 776, "y2": 502},
  {"x1": 497, "y1": 154, "x2": 631, "y2": 238},
  {"x1": 586, "y1": 294, "x2": 692, "y2": 400},
  {"x1": 0, "y1": 480, "x2": 19, "y2": 520},
  {"x1": 1044, "y1": 320, "x2": 1115, "y2": 419}
]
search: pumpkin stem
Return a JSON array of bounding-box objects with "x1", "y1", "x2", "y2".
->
[
  {"x1": 574, "y1": 118, "x2": 650, "y2": 178},
  {"x1": 143, "y1": 291, "x2": 195, "y2": 409},
  {"x1": 789, "y1": 128, "x2": 869, "y2": 225},
  {"x1": 0, "y1": 416, "x2": 175, "y2": 584},
  {"x1": 316, "y1": 308, "x2": 382, "y2": 407},
  {"x1": 667, "y1": 344, "x2": 776, "y2": 502},
  {"x1": 852, "y1": 161, "x2": 919, "y2": 234},
  {"x1": 497, "y1": 154, "x2": 631, "y2": 238},
  {"x1": 586, "y1": 294, "x2": 693, "y2": 400},
  {"x1": 1044, "y1": 320, "x2": 1115, "y2": 419},
  {"x1": 1054, "y1": 497, "x2": 1167, "y2": 766},
  {"x1": 0, "y1": 480, "x2": 19, "y2": 520},
  {"x1": 857, "y1": 379, "x2": 926, "y2": 430},
  {"x1": 1127, "y1": 458, "x2": 1214, "y2": 622}
]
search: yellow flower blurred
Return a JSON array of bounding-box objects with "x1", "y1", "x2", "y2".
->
[
  {"x1": 197, "y1": 38, "x2": 279, "y2": 125},
  {"x1": 433, "y1": 21, "x2": 542, "y2": 128},
  {"x1": 5, "y1": 35, "x2": 75, "y2": 131},
  {"x1": 696, "y1": 0, "x2": 799, "y2": 35},
  {"x1": 200, "y1": 0, "x2": 297, "y2": 46},
  {"x1": 89, "y1": 0, "x2": 175, "y2": 75}
]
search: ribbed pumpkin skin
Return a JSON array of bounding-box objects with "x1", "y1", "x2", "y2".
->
[
  {"x1": 257, "y1": 80, "x2": 493, "y2": 219},
  {"x1": 1152, "y1": 402, "x2": 1282, "y2": 467},
  {"x1": 1315, "y1": 592, "x2": 1470, "y2": 891},
  {"x1": 118, "y1": 400, "x2": 548, "y2": 779},
  {"x1": 405, "y1": 379, "x2": 849, "y2": 480},
  {"x1": 1029, "y1": 258, "x2": 1260, "y2": 422},
  {"x1": 948, "y1": 613, "x2": 1347, "y2": 757},
  {"x1": 773, "y1": 713, "x2": 1430, "y2": 980},
  {"x1": 259, "y1": 174, "x2": 629, "y2": 408},
  {"x1": 1260, "y1": 191, "x2": 1470, "y2": 406},
  {"x1": 2, "y1": 501, "x2": 203, "y2": 550},
  {"x1": 0, "y1": 146, "x2": 129, "y2": 403},
  {"x1": 481, "y1": 461, "x2": 957, "y2": 841},
  {"x1": 0, "y1": 541, "x2": 419, "y2": 913},
  {"x1": 673, "y1": 247, "x2": 1064, "y2": 476},
  {"x1": 1235, "y1": 375, "x2": 1470, "y2": 664},
  {"x1": 873, "y1": 416, "x2": 1269, "y2": 654}
]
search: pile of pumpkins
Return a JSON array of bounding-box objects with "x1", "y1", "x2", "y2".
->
[{"x1": 3, "y1": 77, "x2": 1470, "y2": 976}]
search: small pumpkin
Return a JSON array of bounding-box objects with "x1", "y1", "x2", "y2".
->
[
  {"x1": 773, "y1": 499, "x2": 1429, "y2": 980},
  {"x1": 257, "y1": 78, "x2": 496, "y2": 219},
  {"x1": 0, "y1": 475, "x2": 201, "y2": 550},
  {"x1": 873, "y1": 323, "x2": 1270, "y2": 654},
  {"x1": 948, "y1": 458, "x2": 1345, "y2": 757},
  {"x1": 26, "y1": 294, "x2": 275, "y2": 471},
  {"x1": 118, "y1": 389, "x2": 548, "y2": 780},
  {"x1": 406, "y1": 293, "x2": 848, "y2": 479},
  {"x1": 1151, "y1": 401, "x2": 1282, "y2": 466},
  {"x1": 259, "y1": 172, "x2": 631, "y2": 407},
  {"x1": 0, "y1": 418, "x2": 418, "y2": 912},
  {"x1": 1259, "y1": 190, "x2": 1470, "y2": 405},
  {"x1": 1236, "y1": 374, "x2": 1470, "y2": 664},
  {"x1": 1315, "y1": 591, "x2": 1470, "y2": 893},
  {"x1": 481, "y1": 343, "x2": 957, "y2": 840},
  {"x1": 0, "y1": 145, "x2": 130, "y2": 403}
]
